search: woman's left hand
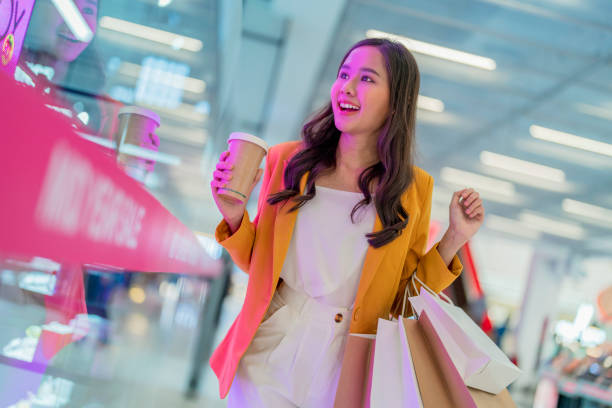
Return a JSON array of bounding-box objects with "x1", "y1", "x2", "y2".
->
[{"x1": 448, "y1": 188, "x2": 485, "y2": 245}]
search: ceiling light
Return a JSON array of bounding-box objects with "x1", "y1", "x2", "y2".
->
[
  {"x1": 366, "y1": 29, "x2": 496, "y2": 71},
  {"x1": 99, "y1": 16, "x2": 203, "y2": 52},
  {"x1": 158, "y1": 0, "x2": 173, "y2": 6},
  {"x1": 50, "y1": 0, "x2": 93, "y2": 42},
  {"x1": 440, "y1": 167, "x2": 515, "y2": 197},
  {"x1": 519, "y1": 211, "x2": 586, "y2": 240},
  {"x1": 118, "y1": 62, "x2": 206, "y2": 93},
  {"x1": 562, "y1": 199, "x2": 612, "y2": 225},
  {"x1": 486, "y1": 215, "x2": 542, "y2": 240},
  {"x1": 530, "y1": 125, "x2": 612, "y2": 158},
  {"x1": 417, "y1": 95, "x2": 445, "y2": 112},
  {"x1": 575, "y1": 103, "x2": 612, "y2": 122},
  {"x1": 480, "y1": 151, "x2": 565, "y2": 183}
]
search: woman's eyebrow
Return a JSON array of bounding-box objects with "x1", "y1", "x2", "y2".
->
[{"x1": 340, "y1": 64, "x2": 381, "y2": 77}]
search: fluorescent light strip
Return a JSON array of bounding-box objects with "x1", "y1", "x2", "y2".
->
[
  {"x1": 366, "y1": 29, "x2": 496, "y2": 71},
  {"x1": 77, "y1": 133, "x2": 181, "y2": 165},
  {"x1": 100, "y1": 16, "x2": 203, "y2": 52},
  {"x1": 50, "y1": 0, "x2": 93, "y2": 42},
  {"x1": 440, "y1": 167, "x2": 515, "y2": 197},
  {"x1": 530, "y1": 125, "x2": 612, "y2": 158},
  {"x1": 519, "y1": 211, "x2": 585, "y2": 240},
  {"x1": 575, "y1": 103, "x2": 612, "y2": 122},
  {"x1": 480, "y1": 151, "x2": 565, "y2": 183},
  {"x1": 486, "y1": 215, "x2": 542, "y2": 240},
  {"x1": 417, "y1": 95, "x2": 444, "y2": 112},
  {"x1": 78, "y1": 132, "x2": 116, "y2": 149},
  {"x1": 119, "y1": 144, "x2": 182, "y2": 166},
  {"x1": 118, "y1": 62, "x2": 206, "y2": 93},
  {"x1": 563, "y1": 199, "x2": 612, "y2": 224}
]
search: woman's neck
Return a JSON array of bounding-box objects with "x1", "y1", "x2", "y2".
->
[{"x1": 336, "y1": 131, "x2": 379, "y2": 173}]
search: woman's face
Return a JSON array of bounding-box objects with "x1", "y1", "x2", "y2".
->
[
  {"x1": 28, "y1": 0, "x2": 98, "y2": 62},
  {"x1": 331, "y1": 46, "x2": 390, "y2": 138}
]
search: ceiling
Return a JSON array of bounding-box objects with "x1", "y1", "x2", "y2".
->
[{"x1": 39, "y1": 0, "x2": 612, "y2": 255}]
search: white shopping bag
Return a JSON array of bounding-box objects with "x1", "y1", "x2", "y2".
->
[
  {"x1": 409, "y1": 285, "x2": 521, "y2": 394},
  {"x1": 370, "y1": 318, "x2": 423, "y2": 408}
]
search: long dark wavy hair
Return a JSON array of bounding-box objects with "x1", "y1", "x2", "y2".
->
[{"x1": 268, "y1": 38, "x2": 421, "y2": 248}]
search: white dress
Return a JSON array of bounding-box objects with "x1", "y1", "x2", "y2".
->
[{"x1": 228, "y1": 185, "x2": 376, "y2": 408}]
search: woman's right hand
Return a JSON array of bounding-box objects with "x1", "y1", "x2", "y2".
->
[{"x1": 210, "y1": 151, "x2": 262, "y2": 233}]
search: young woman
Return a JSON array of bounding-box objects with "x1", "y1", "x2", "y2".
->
[{"x1": 210, "y1": 38, "x2": 485, "y2": 407}]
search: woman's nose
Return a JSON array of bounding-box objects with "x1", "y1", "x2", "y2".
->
[{"x1": 341, "y1": 83, "x2": 356, "y2": 96}]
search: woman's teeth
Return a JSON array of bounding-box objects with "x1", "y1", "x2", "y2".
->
[{"x1": 339, "y1": 102, "x2": 360, "y2": 111}]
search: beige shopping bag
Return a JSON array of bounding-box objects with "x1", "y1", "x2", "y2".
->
[{"x1": 334, "y1": 333, "x2": 376, "y2": 408}]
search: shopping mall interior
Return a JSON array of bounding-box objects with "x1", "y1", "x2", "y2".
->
[{"x1": 1, "y1": 0, "x2": 612, "y2": 407}]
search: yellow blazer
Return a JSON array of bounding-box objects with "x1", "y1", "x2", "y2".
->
[{"x1": 211, "y1": 141, "x2": 462, "y2": 398}]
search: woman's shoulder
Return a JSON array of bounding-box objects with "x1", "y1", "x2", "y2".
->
[
  {"x1": 400, "y1": 166, "x2": 434, "y2": 210},
  {"x1": 267, "y1": 140, "x2": 303, "y2": 165},
  {"x1": 411, "y1": 166, "x2": 434, "y2": 192}
]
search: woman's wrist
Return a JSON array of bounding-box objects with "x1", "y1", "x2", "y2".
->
[
  {"x1": 437, "y1": 228, "x2": 466, "y2": 267},
  {"x1": 226, "y1": 214, "x2": 243, "y2": 234}
]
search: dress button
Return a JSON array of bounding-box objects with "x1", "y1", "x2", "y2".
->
[{"x1": 334, "y1": 313, "x2": 343, "y2": 323}]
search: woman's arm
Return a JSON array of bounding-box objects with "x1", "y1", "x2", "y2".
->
[
  {"x1": 391, "y1": 174, "x2": 463, "y2": 317},
  {"x1": 214, "y1": 148, "x2": 274, "y2": 273}
]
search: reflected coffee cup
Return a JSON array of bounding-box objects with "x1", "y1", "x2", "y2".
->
[
  {"x1": 115, "y1": 106, "x2": 160, "y2": 182},
  {"x1": 217, "y1": 132, "x2": 269, "y2": 204}
]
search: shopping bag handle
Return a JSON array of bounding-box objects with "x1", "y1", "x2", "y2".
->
[
  {"x1": 412, "y1": 273, "x2": 453, "y2": 305},
  {"x1": 400, "y1": 273, "x2": 454, "y2": 317},
  {"x1": 399, "y1": 272, "x2": 454, "y2": 318}
]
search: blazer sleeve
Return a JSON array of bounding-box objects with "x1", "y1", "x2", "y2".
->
[
  {"x1": 213, "y1": 147, "x2": 274, "y2": 273},
  {"x1": 391, "y1": 173, "x2": 463, "y2": 318}
]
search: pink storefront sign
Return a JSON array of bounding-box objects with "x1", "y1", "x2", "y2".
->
[{"x1": 0, "y1": 72, "x2": 219, "y2": 277}]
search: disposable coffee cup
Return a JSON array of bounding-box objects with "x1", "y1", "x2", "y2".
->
[
  {"x1": 116, "y1": 106, "x2": 160, "y2": 182},
  {"x1": 217, "y1": 132, "x2": 268, "y2": 204}
]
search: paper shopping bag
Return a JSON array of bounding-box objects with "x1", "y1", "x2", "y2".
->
[
  {"x1": 370, "y1": 318, "x2": 423, "y2": 408},
  {"x1": 469, "y1": 387, "x2": 517, "y2": 408},
  {"x1": 403, "y1": 313, "x2": 476, "y2": 407},
  {"x1": 334, "y1": 334, "x2": 376, "y2": 408},
  {"x1": 404, "y1": 312, "x2": 517, "y2": 407},
  {"x1": 409, "y1": 288, "x2": 521, "y2": 394}
]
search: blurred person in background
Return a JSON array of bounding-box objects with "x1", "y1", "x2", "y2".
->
[
  {"x1": 18, "y1": 0, "x2": 120, "y2": 138},
  {"x1": 210, "y1": 38, "x2": 486, "y2": 407}
]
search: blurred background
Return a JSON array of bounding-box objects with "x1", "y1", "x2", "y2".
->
[{"x1": 1, "y1": 0, "x2": 612, "y2": 406}]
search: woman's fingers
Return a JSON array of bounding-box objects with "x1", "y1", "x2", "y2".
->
[
  {"x1": 463, "y1": 191, "x2": 480, "y2": 208},
  {"x1": 210, "y1": 179, "x2": 226, "y2": 189},
  {"x1": 465, "y1": 198, "x2": 483, "y2": 216},
  {"x1": 216, "y1": 160, "x2": 233, "y2": 171},
  {"x1": 213, "y1": 169, "x2": 232, "y2": 181},
  {"x1": 469, "y1": 204, "x2": 485, "y2": 219}
]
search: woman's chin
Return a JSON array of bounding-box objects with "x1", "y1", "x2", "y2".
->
[{"x1": 333, "y1": 117, "x2": 356, "y2": 134}]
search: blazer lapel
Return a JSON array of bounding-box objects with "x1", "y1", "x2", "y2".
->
[
  {"x1": 353, "y1": 213, "x2": 391, "y2": 306},
  {"x1": 272, "y1": 161, "x2": 308, "y2": 283},
  {"x1": 354, "y1": 193, "x2": 411, "y2": 306}
]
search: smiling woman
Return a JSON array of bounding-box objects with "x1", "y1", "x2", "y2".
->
[{"x1": 209, "y1": 37, "x2": 485, "y2": 407}]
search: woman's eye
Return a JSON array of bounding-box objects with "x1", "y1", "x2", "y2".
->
[
  {"x1": 361, "y1": 75, "x2": 374, "y2": 83},
  {"x1": 339, "y1": 72, "x2": 349, "y2": 79}
]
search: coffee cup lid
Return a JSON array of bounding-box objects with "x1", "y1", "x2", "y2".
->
[
  {"x1": 118, "y1": 106, "x2": 161, "y2": 126},
  {"x1": 228, "y1": 132, "x2": 269, "y2": 153}
]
